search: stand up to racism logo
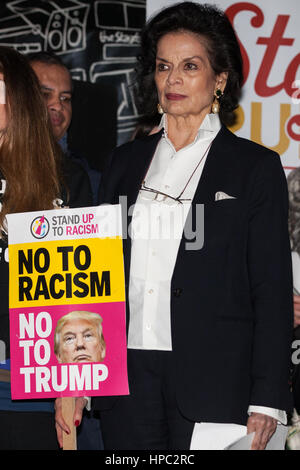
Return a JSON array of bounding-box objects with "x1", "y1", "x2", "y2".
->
[{"x1": 30, "y1": 216, "x2": 50, "y2": 239}]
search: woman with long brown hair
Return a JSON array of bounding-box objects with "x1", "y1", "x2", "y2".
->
[
  {"x1": 0, "y1": 46, "x2": 91, "y2": 450},
  {"x1": 0, "y1": 47, "x2": 63, "y2": 230}
]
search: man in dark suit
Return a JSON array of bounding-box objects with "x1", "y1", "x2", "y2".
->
[{"x1": 29, "y1": 51, "x2": 98, "y2": 206}]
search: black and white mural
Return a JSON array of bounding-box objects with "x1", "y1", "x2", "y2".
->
[{"x1": 0, "y1": 0, "x2": 146, "y2": 150}]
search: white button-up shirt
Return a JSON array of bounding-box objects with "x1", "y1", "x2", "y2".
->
[{"x1": 128, "y1": 113, "x2": 219, "y2": 350}]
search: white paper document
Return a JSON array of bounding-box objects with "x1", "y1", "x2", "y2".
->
[
  {"x1": 190, "y1": 422, "x2": 288, "y2": 450},
  {"x1": 226, "y1": 425, "x2": 288, "y2": 450},
  {"x1": 190, "y1": 423, "x2": 247, "y2": 450}
]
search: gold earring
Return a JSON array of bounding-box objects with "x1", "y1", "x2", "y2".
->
[
  {"x1": 211, "y1": 88, "x2": 223, "y2": 114},
  {"x1": 157, "y1": 103, "x2": 164, "y2": 115}
]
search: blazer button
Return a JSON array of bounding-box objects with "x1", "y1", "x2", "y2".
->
[{"x1": 173, "y1": 288, "x2": 183, "y2": 298}]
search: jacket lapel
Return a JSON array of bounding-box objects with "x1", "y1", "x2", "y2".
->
[
  {"x1": 175, "y1": 125, "x2": 236, "y2": 260},
  {"x1": 191, "y1": 125, "x2": 234, "y2": 204}
]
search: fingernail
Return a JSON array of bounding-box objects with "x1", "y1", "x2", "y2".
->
[{"x1": 75, "y1": 420, "x2": 80, "y2": 427}]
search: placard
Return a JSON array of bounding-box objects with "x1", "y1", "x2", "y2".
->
[{"x1": 8, "y1": 205, "x2": 128, "y2": 400}]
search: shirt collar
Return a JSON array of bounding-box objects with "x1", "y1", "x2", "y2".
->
[{"x1": 158, "y1": 113, "x2": 221, "y2": 142}]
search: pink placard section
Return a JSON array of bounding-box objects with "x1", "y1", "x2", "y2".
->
[{"x1": 9, "y1": 302, "x2": 128, "y2": 399}]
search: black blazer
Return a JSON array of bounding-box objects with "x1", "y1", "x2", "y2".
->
[{"x1": 96, "y1": 125, "x2": 294, "y2": 425}]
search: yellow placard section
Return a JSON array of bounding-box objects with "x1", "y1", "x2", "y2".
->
[{"x1": 9, "y1": 237, "x2": 125, "y2": 308}]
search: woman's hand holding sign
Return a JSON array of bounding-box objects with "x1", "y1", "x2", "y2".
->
[
  {"x1": 55, "y1": 396, "x2": 87, "y2": 448},
  {"x1": 54, "y1": 311, "x2": 106, "y2": 448}
]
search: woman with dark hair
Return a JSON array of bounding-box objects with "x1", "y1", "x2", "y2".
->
[
  {"x1": 58, "y1": 2, "x2": 293, "y2": 450},
  {"x1": 136, "y1": 1, "x2": 242, "y2": 128},
  {"x1": 0, "y1": 46, "x2": 91, "y2": 450}
]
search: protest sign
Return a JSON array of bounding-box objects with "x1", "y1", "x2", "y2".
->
[{"x1": 7, "y1": 205, "x2": 128, "y2": 400}]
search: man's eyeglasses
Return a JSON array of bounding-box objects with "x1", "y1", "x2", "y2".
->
[{"x1": 139, "y1": 181, "x2": 192, "y2": 205}]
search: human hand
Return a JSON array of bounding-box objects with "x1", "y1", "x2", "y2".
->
[
  {"x1": 247, "y1": 412, "x2": 277, "y2": 450},
  {"x1": 294, "y1": 295, "x2": 300, "y2": 327},
  {"x1": 54, "y1": 396, "x2": 87, "y2": 448}
]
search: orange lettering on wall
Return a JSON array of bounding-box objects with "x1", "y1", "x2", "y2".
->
[{"x1": 251, "y1": 102, "x2": 290, "y2": 154}]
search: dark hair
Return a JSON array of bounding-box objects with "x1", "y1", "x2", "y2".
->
[
  {"x1": 27, "y1": 50, "x2": 67, "y2": 69},
  {"x1": 27, "y1": 50, "x2": 73, "y2": 93},
  {"x1": 135, "y1": 2, "x2": 243, "y2": 126},
  {"x1": 132, "y1": 114, "x2": 161, "y2": 140}
]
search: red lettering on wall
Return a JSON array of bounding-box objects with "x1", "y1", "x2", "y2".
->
[
  {"x1": 226, "y1": 2, "x2": 264, "y2": 85},
  {"x1": 226, "y1": 4, "x2": 299, "y2": 100},
  {"x1": 255, "y1": 16, "x2": 294, "y2": 97},
  {"x1": 284, "y1": 54, "x2": 300, "y2": 98}
]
